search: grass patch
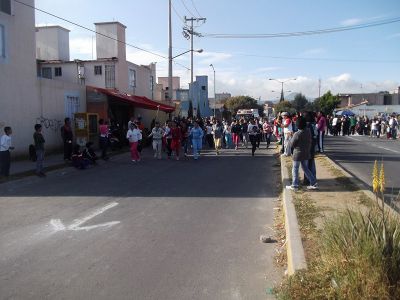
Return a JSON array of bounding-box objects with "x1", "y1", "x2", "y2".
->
[
  {"x1": 275, "y1": 209, "x2": 400, "y2": 299},
  {"x1": 292, "y1": 192, "x2": 320, "y2": 238}
]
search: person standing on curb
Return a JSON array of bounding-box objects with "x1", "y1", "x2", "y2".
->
[
  {"x1": 126, "y1": 123, "x2": 142, "y2": 162},
  {"x1": 0, "y1": 126, "x2": 15, "y2": 179},
  {"x1": 190, "y1": 121, "x2": 204, "y2": 160},
  {"x1": 286, "y1": 116, "x2": 318, "y2": 191},
  {"x1": 148, "y1": 122, "x2": 164, "y2": 159},
  {"x1": 316, "y1": 111, "x2": 326, "y2": 152},
  {"x1": 282, "y1": 112, "x2": 293, "y2": 156},
  {"x1": 33, "y1": 124, "x2": 46, "y2": 177},
  {"x1": 61, "y1": 117, "x2": 73, "y2": 161}
]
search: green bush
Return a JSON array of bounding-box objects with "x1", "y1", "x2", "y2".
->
[{"x1": 276, "y1": 210, "x2": 400, "y2": 299}]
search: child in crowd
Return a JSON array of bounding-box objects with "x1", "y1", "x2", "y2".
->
[
  {"x1": 83, "y1": 142, "x2": 98, "y2": 164},
  {"x1": 72, "y1": 145, "x2": 90, "y2": 169}
]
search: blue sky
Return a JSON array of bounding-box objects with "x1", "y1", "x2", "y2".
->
[{"x1": 34, "y1": 0, "x2": 400, "y2": 99}]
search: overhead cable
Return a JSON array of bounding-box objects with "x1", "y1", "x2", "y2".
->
[{"x1": 203, "y1": 17, "x2": 400, "y2": 38}]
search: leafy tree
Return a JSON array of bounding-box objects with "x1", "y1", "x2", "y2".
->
[
  {"x1": 274, "y1": 101, "x2": 296, "y2": 115},
  {"x1": 314, "y1": 91, "x2": 341, "y2": 116},
  {"x1": 292, "y1": 93, "x2": 308, "y2": 112},
  {"x1": 225, "y1": 96, "x2": 259, "y2": 114}
]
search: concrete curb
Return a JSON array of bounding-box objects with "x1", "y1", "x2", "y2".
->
[
  {"x1": 323, "y1": 154, "x2": 399, "y2": 217},
  {"x1": 280, "y1": 155, "x2": 307, "y2": 275}
]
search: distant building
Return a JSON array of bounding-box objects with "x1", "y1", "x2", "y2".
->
[
  {"x1": 190, "y1": 76, "x2": 212, "y2": 118},
  {"x1": 0, "y1": 0, "x2": 85, "y2": 155},
  {"x1": 338, "y1": 88, "x2": 400, "y2": 107},
  {"x1": 157, "y1": 76, "x2": 180, "y2": 101},
  {"x1": 36, "y1": 22, "x2": 174, "y2": 129}
]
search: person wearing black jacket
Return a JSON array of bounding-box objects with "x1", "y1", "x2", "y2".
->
[
  {"x1": 303, "y1": 112, "x2": 317, "y2": 185},
  {"x1": 286, "y1": 116, "x2": 318, "y2": 190},
  {"x1": 61, "y1": 118, "x2": 73, "y2": 161}
]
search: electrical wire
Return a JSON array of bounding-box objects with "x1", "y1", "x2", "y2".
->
[
  {"x1": 190, "y1": 0, "x2": 202, "y2": 18},
  {"x1": 203, "y1": 17, "x2": 400, "y2": 39},
  {"x1": 13, "y1": 0, "x2": 167, "y2": 59},
  {"x1": 213, "y1": 51, "x2": 400, "y2": 64},
  {"x1": 171, "y1": 2, "x2": 186, "y2": 25},
  {"x1": 180, "y1": 0, "x2": 196, "y2": 17}
]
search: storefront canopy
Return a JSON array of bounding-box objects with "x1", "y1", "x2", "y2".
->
[{"x1": 87, "y1": 86, "x2": 175, "y2": 113}]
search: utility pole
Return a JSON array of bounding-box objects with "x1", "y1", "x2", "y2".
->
[
  {"x1": 168, "y1": 0, "x2": 173, "y2": 102},
  {"x1": 184, "y1": 16, "x2": 206, "y2": 117},
  {"x1": 318, "y1": 78, "x2": 321, "y2": 99},
  {"x1": 184, "y1": 17, "x2": 206, "y2": 85}
]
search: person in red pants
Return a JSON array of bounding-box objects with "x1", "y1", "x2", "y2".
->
[
  {"x1": 126, "y1": 123, "x2": 142, "y2": 162},
  {"x1": 170, "y1": 121, "x2": 182, "y2": 161}
]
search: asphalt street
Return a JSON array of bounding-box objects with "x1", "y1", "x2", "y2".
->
[
  {"x1": 0, "y1": 146, "x2": 282, "y2": 300},
  {"x1": 324, "y1": 135, "x2": 400, "y2": 208}
]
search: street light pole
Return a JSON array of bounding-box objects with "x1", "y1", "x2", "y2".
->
[
  {"x1": 168, "y1": 0, "x2": 173, "y2": 102},
  {"x1": 210, "y1": 64, "x2": 216, "y2": 118},
  {"x1": 269, "y1": 78, "x2": 297, "y2": 102}
]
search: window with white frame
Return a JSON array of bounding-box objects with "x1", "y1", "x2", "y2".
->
[
  {"x1": 94, "y1": 65, "x2": 102, "y2": 75},
  {"x1": 128, "y1": 69, "x2": 136, "y2": 88},
  {"x1": 64, "y1": 95, "x2": 80, "y2": 120},
  {"x1": 0, "y1": 0, "x2": 11, "y2": 15},
  {"x1": 150, "y1": 75, "x2": 154, "y2": 91},
  {"x1": 54, "y1": 67, "x2": 62, "y2": 77},
  {"x1": 105, "y1": 65, "x2": 115, "y2": 88},
  {"x1": 0, "y1": 24, "x2": 5, "y2": 59},
  {"x1": 41, "y1": 67, "x2": 52, "y2": 79}
]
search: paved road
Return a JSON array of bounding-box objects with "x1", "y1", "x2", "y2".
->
[
  {"x1": 0, "y1": 146, "x2": 281, "y2": 299},
  {"x1": 324, "y1": 135, "x2": 400, "y2": 207}
]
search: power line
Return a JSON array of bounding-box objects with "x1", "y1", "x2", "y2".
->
[
  {"x1": 201, "y1": 49, "x2": 400, "y2": 64},
  {"x1": 180, "y1": 0, "x2": 196, "y2": 18},
  {"x1": 171, "y1": 2, "x2": 186, "y2": 24},
  {"x1": 203, "y1": 17, "x2": 400, "y2": 39},
  {"x1": 190, "y1": 0, "x2": 202, "y2": 18},
  {"x1": 13, "y1": 0, "x2": 167, "y2": 59}
]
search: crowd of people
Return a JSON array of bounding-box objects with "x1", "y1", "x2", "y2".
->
[
  {"x1": 327, "y1": 114, "x2": 399, "y2": 139},
  {"x1": 0, "y1": 110, "x2": 398, "y2": 182}
]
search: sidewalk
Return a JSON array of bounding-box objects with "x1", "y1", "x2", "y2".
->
[{"x1": 2, "y1": 148, "x2": 128, "y2": 183}]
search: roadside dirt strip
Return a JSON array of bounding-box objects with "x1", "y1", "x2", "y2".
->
[{"x1": 279, "y1": 153, "x2": 398, "y2": 276}]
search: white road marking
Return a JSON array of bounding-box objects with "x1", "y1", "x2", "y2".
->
[
  {"x1": 50, "y1": 202, "x2": 120, "y2": 232},
  {"x1": 345, "y1": 136, "x2": 400, "y2": 154},
  {"x1": 377, "y1": 146, "x2": 400, "y2": 154}
]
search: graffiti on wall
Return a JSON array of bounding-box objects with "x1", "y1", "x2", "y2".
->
[{"x1": 36, "y1": 117, "x2": 63, "y2": 132}]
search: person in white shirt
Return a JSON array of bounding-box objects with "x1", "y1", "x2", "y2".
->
[
  {"x1": 0, "y1": 126, "x2": 14, "y2": 178},
  {"x1": 126, "y1": 123, "x2": 142, "y2": 162},
  {"x1": 148, "y1": 122, "x2": 164, "y2": 159},
  {"x1": 282, "y1": 113, "x2": 293, "y2": 156}
]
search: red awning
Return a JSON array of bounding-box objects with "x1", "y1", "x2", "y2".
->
[{"x1": 87, "y1": 86, "x2": 175, "y2": 113}]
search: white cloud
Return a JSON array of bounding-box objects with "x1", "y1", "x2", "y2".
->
[
  {"x1": 329, "y1": 73, "x2": 351, "y2": 82},
  {"x1": 197, "y1": 52, "x2": 233, "y2": 65},
  {"x1": 340, "y1": 18, "x2": 363, "y2": 26}
]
